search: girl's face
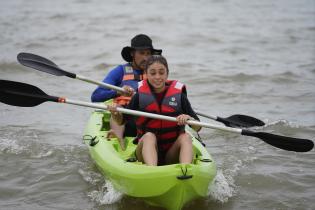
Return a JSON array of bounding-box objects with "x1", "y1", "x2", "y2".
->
[{"x1": 146, "y1": 62, "x2": 168, "y2": 93}]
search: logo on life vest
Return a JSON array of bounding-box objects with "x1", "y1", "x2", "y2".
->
[
  {"x1": 169, "y1": 97, "x2": 177, "y2": 106},
  {"x1": 125, "y1": 66, "x2": 133, "y2": 73}
]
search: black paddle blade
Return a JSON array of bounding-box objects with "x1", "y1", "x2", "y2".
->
[
  {"x1": 0, "y1": 80, "x2": 59, "y2": 107},
  {"x1": 217, "y1": 115, "x2": 265, "y2": 128},
  {"x1": 17, "y1": 52, "x2": 76, "y2": 78},
  {"x1": 242, "y1": 130, "x2": 314, "y2": 152}
]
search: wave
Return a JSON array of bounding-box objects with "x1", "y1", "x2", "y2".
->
[
  {"x1": 208, "y1": 170, "x2": 235, "y2": 203},
  {"x1": 0, "y1": 126, "x2": 87, "y2": 159},
  {"x1": 0, "y1": 61, "x2": 26, "y2": 72},
  {"x1": 86, "y1": 181, "x2": 123, "y2": 205},
  {"x1": 91, "y1": 52, "x2": 110, "y2": 60},
  {"x1": 263, "y1": 119, "x2": 315, "y2": 130},
  {"x1": 49, "y1": 14, "x2": 69, "y2": 20},
  {"x1": 24, "y1": 42, "x2": 47, "y2": 48},
  {"x1": 78, "y1": 153, "x2": 122, "y2": 206},
  {"x1": 188, "y1": 71, "x2": 303, "y2": 85},
  {"x1": 269, "y1": 71, "x2": 301, "y2": 84},
  {"x1": 92, "y1": 63, "x2": 116, "y2": 72},
  {"x1": 0, "y1": 125, "x2": 123, "y2": 207},
  {"x1": 211, "y1": 72, "x2": 262, "y2": 83}
]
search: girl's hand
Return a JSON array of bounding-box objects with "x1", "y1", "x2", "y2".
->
[
  {"x1": 176, "y1": 114, "x2": 193, "y2": 126},
  {"x1": 107, "y1": 103, "x2": 120, "y2": 116}
]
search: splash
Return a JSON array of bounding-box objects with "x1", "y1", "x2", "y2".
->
[
  {"x1": 79, "y1": 161, "x2": 124, "y2": 206},
  {"x1": 264, "y1": 119, "x2": 300, "y2": 128},
  {"x1": 207, "y1": 154, "x2": 257, "y2": 204},
  {"x1": 87, "y1": 181, "x2": 123, "y2": 205},
  {"x1": 0, "y1": 127, "x2": 55, "y2": 158},
  {"x1": 30, "y1": 150, "x2": 53, "y2": 158},
  {"x1": 0, "y1": 134, "x2": 39, "y2": 155},
  {"x1": 78, "y1": 168, "x2": 102, "y2": 185},
  {"x1": 208, "y1": 169, "x2": 236, "y2": 203}
]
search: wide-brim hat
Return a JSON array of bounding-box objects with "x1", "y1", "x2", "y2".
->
[{"x1": 121, "y1": 34, "x2": 162, "y2": 62}]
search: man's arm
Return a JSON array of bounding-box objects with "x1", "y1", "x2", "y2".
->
[{"x1": 91, "y1": 65, "x2": 124, "y2": 102}]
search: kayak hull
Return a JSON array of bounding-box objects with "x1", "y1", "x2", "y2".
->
[{"x1": 84, "y1": 110, "x2": 216, "y2": 210}]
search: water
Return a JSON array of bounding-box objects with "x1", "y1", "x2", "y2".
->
[{"x1": 1, "y1": 0, "x2": 315, "y2": 209}]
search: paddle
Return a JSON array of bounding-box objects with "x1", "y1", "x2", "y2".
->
[
  {"x1": 17, "y1": 52, "x2": 265, "y2": 128},
  {"x1": 194, "y1": 111, "x2": 265, "y2": 128},
  {"x1": 17, "y1": 52, "x2": 124, "y2": 93},
  {"x1": 1, "y1": 80, "x2": 313, "y2": 152}
]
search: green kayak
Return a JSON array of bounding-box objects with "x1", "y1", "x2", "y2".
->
[{"x1": 84, "y1": 110, "x2": 216, "y2": 210}]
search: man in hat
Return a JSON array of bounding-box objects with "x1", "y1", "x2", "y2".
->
[{"x1": 91, "y1": 34, "x2": 162, "y2": 150}]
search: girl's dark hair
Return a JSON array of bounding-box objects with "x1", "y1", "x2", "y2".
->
[{"x1": 144, "y1": 55, "x2": 169, "y2": 74}]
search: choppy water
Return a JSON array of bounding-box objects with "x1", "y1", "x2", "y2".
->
[{"x1": 1, "y1": 0, "x2": 315, "y2": 209}]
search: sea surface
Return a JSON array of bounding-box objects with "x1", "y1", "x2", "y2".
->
[{"x1": 0, "y1": 0, "x2": 314, "y2": 209}]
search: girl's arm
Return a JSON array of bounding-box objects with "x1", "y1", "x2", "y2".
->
[{"x1": 181, "y1": 93, "x2": 202, "y2": 132}]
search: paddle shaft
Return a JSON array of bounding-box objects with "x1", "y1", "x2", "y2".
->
[
  {"x1": 64, "y1": 98, "x2": 241, "y2": 134},
  {"x1": 77, "y1": 75, "x2": 250, "y2": 127},
  {"x1": 77, "y1": 75, "x2": 217, "y2": 120},
  {"x1": 194, "y1": 111, "x2": 217, "y2": 120},
  {"x1": 78, "y1": 75, "x2": 227, "y2": 125},
  {"x1": 50, "y1": 98, "x2": 315, "y2": 152},
  {"x1": 77, "y1": 75, "x2": 226, "y2": 123},
  {"x1": 76, "y1": 74, "x2": 266, "y2": 127},
  {"x1": 77, "y1": 75, "x2": 265, "y2": 127},
  {"x1": 76, "y1": 74, "x2": 125, "y2": 93},
  {"x1": 75, "y1": 75, "x2": 266, "y2": 127}
]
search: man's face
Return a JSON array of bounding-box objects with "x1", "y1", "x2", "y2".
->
[{"x1": 132, "y1": 49, "x2": 152, "y2": 71}]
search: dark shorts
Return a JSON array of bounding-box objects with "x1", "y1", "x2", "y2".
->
[
  {"x1": 124, "y1": 118, "x2": 137, "y2": 137},
  {"x1": 134, "y1": 148, "x2": 167, "y2": 166},
  {"x1": 157, "y1": 149, "x2": 168, "y2": 166}
]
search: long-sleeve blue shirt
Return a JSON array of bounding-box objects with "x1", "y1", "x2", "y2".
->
[{"x1": 91, "y1": 64, "x2": 143, "y2": 102}]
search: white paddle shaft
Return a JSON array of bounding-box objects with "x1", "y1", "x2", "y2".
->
[
  {"x1": 76, "y1": 74, "x2": 125, "y2": 92},
  {"x1": 65, "y1": 98, "x2": 242, "y2": 134}
]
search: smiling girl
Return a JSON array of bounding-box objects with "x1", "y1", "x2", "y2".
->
[{"x1": 109, "y1": 55, "x2": 201, "y2": 166}]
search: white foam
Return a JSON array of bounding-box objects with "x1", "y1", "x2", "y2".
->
[
  {"x1": 0, "y1": 127, "x2": 40, "y2": 155},
  {"x1": 31, "y1": 150, "x2": 53, "y2": 158},
  {"x1": 0, "y1": 137, "x2": 25, "y2": 154},
  {"x1": 264, "y1": 119, "x2": 301, "y2": 128},
  {"x1": 88, "y1": 181, "x2": 123, "y2": 205},
  {"x1": 208, "y1": 170, "x2": 235, "y2": 203},
  {"x1": 78, "y1": 168, "x2": 102, "y2": 185}
]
